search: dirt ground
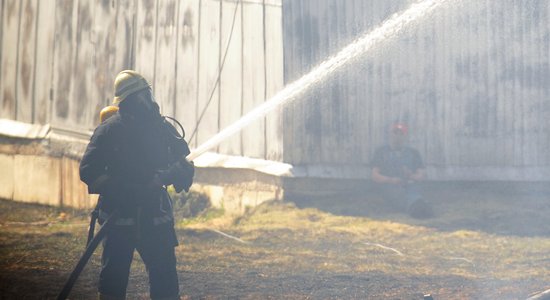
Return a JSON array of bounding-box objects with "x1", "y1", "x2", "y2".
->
[{"x1": 0, "y1": 184, "x2": 549, "y2": 300}]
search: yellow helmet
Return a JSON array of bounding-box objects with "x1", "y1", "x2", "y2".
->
[
  {"x1": 112, "y1": 70, "x2": 150, "y2": 105},
  {"x1": 99, "y1": 105, "x2": 119, "y2": 123}
]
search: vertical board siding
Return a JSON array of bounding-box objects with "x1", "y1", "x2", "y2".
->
[
  {"x1": 51, "y1": 0, "x2": 78, "y2": 127},
  {"x1": 242, "y1": 0, "x2": 266, "y2": 158},
  {"x1": 93, "y1": 0, "x2": 123, "y2": 118},
  {"x1": 154, "y1": 0, "x2": 178, "y2": 117},
  {"x1": 196, "y1": 0, "x2": 220, "y2": 147},
  {"x1": 264, "y1": 0, "x2": 284, "y2": 161},
  {"x1": 135, "y1": 0, "x2": 160, "y2": 91},
  {"x1": 33, "y1": 0, "x2": 56, "y2": 125},
  {"x1": 282, "y1": 0, "x2": 550, "y2": 172},
  {"x1": 1, "y1": 0, "x2": 284, "y2": 161},
  {"x1": 135, "y1": 0, "x2": 158, "y2": 87},
  {"x1": 112, "y1": 0, "x2": 135, "y2": 74},
  {"x1": 219, "y1": 0, "x2": 242, "y2": 155},
  {"x1": 0, "y1": 0, "x2": 21, "y2": 119},
  {"x1": 15, "y1": 0, "x2": 38, "y2": 123},
  {"x1": 72, "y1": 0, "x2": 95, "y2": 128},
  {"x1": 175, "y1": 0, "x2": 200, "y2": 148}
]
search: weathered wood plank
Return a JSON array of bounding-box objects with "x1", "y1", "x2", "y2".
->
[
  {"x1": 174, "y1": 0, "x2": 199, "y2": 146},
  {"x1": 175, "y1": 0, "x2": 200, "y2": 148},
  {"x1": 33, "y1": 0, "x2": 56, "y2": 124},
  {"x1": 92, "y1": 0, "x2": 121, "y2": 129},
  {"x1": 281, "y1": 0, "x2": 299, "y2": 163},
  {"x1": 135, "y1": 0, "x2": 158, "y2": 85},
  {"x1": 0, "y1": 0, "x2": 21, "y2": 119},
  {"x1": 15, "y1": 0, "x2": 38, "y2": 123},
  {"x1": 154, "y1": 0, "x2": 178, "y2": 117},
  {"x1": 196, "y1": 0, "x2": 220, "y2": 146},
  {"x1": 71, "y1": 0, "x2": 96, "y2": 130},
  {"x1": 320, "y1": 1, "x2": 336, "y2": 163},
  {"x1": 51, "y1": 0, "x2": 78, "y2": 127},
  {"x1": 218, "y1": 0, "x2": 242, "y2": 156},
  {"x1": 112, "y1": 0, "x2": 135, "y2": 72},
  {"x1": 264, "y1": 0, "x2": 284, "y2": 161},
  {"x1": 241, "y1": 0, "x2": 265, "y2": 158}
]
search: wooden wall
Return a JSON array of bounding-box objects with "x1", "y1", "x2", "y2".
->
[
  {"x1": 0, "y1": 0, "x2": 284, "y2": 160},
  {"x1": 4, "y1": 0, "x2": 550, "y2": 180},
  {"x1": 282, "y1": 0, "x2": 550, "y2": 178}
]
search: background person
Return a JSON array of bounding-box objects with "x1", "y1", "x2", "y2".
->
[{"x1": 370, "y1": 123, "x2": 433, "y2": 219}]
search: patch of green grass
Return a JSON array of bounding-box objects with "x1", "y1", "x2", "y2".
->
[{"x1": 177, "y1": 207, "x2": 226, "y2": 227}]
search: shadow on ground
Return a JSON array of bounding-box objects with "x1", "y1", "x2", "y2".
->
[{"x1": 291, "y1": 181, "x2": 550, "y2": 237}]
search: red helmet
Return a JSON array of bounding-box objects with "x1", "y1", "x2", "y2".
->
[{"x1": 391, "y1": 123, "x2": 408, "y2": 135}]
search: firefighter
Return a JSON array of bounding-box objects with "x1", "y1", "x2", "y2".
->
[
  {"x1": 371, "y1": 123, "x2": 433, "y2": 219},
  {"x1": 80, "y1": 70, "x2": 194, "y2": 300}
]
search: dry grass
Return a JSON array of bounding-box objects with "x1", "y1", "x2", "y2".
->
[{"x1": 0, "y1": 192, "x2": 549, "y2": 299}]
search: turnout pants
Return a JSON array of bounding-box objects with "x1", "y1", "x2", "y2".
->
[
  {"x1": 99, "y1": 221, "x2": 179, "y2": 299},
  {"x1": 378, "y1": 182, "x2": 423, "y2": 211}
]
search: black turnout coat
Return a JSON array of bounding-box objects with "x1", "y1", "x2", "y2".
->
[{"x1": 80, "y1": 113, "x2": 192, "y2": 223}]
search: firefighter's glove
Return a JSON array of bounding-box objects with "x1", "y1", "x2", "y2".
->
[{"x1": 158, "y1": 158, "x2": 195, "y2": 193}]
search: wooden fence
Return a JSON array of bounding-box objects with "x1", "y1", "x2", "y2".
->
[
  {"x1": 0, "y1": 0, "x2": 284, "y2": 160},
  {"x1": 3, "y1": 0, "x2": 550, "y2": 180}
]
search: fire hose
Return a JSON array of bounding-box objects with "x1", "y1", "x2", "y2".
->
[{"x1": 56, "y1": 211, "x2": 117, "y2": 300}]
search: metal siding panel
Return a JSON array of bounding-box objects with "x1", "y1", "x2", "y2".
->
[
  {"x1": 490, "y1": 0, "x2": 507, "y2": 166},
  {"x1": 264, "y1": 2, "x2": 284, "y2": 161},
  {"x1": 280, "y1": 0, "x2": 550, "y2": 175},
  {"x1": 523, "y1": 2, "x2": 541, "y2": 166},
  {"x1": 301, "y1": 0, "x2": 321, "y2": 164},
  {"x1": 33, "y1": 0, "x2": 56, "y2": 124},
  {"x1": 354, "y1": 1, "x2": 369, "y2": 164},
  {"x1": 175, "y1": 0, "x2": 200, "y2": 148},
  {"x1": 283, "y1": 0, "x2": 300, "y2": 164},
  {"x1": 15, "y1": 0, "x2": 37, "y2": 123},
  {"x1": 196, "y1": 0, "x2": 220, "y2": 147},
  {"x1": 218, "y1": 0, "x2": 242, "y2": 156},
  {"x1": 322, "y1": 0, "x2": 338, "y2": 164},
  {"x1": 511, "y1": 4, "x2": 521, "y2": 166},
  {"x1": 154, "y1": 0, "x2": 178, "y2": 118},
  {"x1": 502, "y1": 3, "x2": 516, "y2": 166},
  {"x1": 443, "y1": 1, "x2": 455, "y2": 166},
  {"x1": 483, "y1": 0, "x2": 498, "y2": 166},
  {"x1": 242, "y1": 1, "x2": 265, "y2": 158},
  {"x1": 535, "y1": 2, "x2": 549, "y2": 166},
  {"x1": 0, "y1": 0, "x2": 20, "y2": 120},
  {"x1": 281, "y1": 0, "x2": 296, "y2": 163},
  {"x1": 294, "y1": 0, "x2": 307, "y2": 164}
]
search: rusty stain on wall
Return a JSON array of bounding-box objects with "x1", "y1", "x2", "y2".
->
[
  {"x1": 6, "y1": 0, "x2": 16, "y2": 20},
  {"x1": 141, "y1": 0, "x2": 155, "y2": 42},
  {"x1": 181, "y1": 7, "x2": 195, "y2": 50},
  {"x1": 3, "y1": 90, "x2": 14, "y2": 114},
  {"x1": 162, "y1": 1, "x2": 176, "y2": 45}
]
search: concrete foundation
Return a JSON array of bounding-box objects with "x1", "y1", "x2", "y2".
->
[{"x1": 1, "y1": 119, "x2": 549, "y2": 214}]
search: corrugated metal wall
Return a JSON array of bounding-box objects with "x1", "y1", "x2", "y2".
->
[
  {"x1": 0, "y1": 0, "x2": 284, "y2": 160},
  {"x1": 282, "y1": 0, "x2": 550, "y2": 179}
]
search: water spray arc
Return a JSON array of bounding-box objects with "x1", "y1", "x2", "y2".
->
[{"x1": 187, "y1": 0, "x2": 449, "y2": 161}]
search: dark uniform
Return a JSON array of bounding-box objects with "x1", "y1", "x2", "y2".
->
[
  {"x1": 371, "y1": 145, "x2": 424, "y2": 180},
  {"x1": 371, "y1": 145, "x2": 426, "y2": 215},
  {"x1": 80, "y1": 109, "x2": 192, "y2": 299}
]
